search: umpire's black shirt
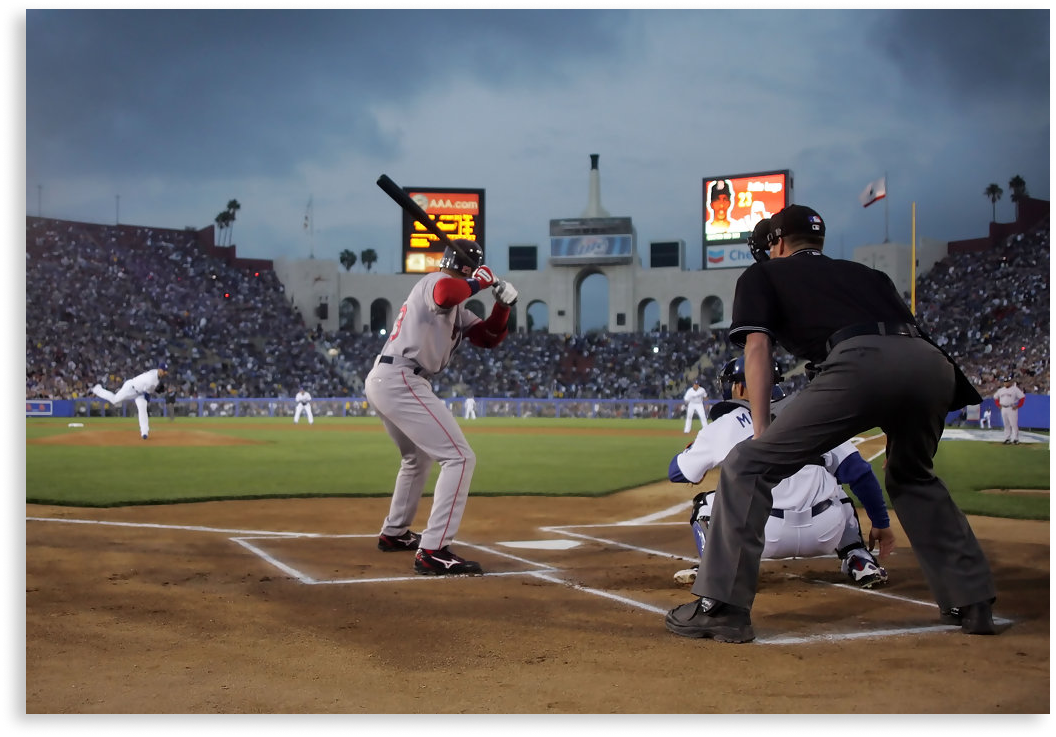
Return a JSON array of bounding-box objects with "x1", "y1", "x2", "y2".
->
[{"x1": 729, "y1": 249, "x2": 917, "y2": 363}]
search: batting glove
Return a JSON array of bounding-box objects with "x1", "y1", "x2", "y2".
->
[
  {"x1": 493, "y1": 280, "x2": 518, "y2": 306},
  {"x1": 471, "y1": 265, "x2": 497, "y2": 289}
]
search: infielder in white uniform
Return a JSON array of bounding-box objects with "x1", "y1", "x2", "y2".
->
[
  {"x1": 91, "y1": 363, "x2": 169, "y2": 440},
  {"x1": 365, "y1": 239, "x2": 517, "y2": 576},
  {"x1": 293, "y1": 388, "x2": 314, "y2": 425},
  {"x1": 993, "y1": 376, "x2": 1026, "y2": 444},
  {"x1": 682, "y1": 379, "x2": 708, "y2": 433},
  {"x1": 668, "y1": 356, "x2": 893, "y2": 588},
  {"x1": 463, "y1": 395, "x2": 477, "y2": 420}
]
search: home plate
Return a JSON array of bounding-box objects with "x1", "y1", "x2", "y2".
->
[{"x1": 497, "y1": 539, "x2": 582, "y2": 550}]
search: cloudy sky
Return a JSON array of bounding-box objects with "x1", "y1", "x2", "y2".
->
[{"x1": 23, "y1": 8, "x2": 1050, "y2": 297}]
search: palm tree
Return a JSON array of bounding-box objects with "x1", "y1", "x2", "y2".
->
[
  {"x1": 1008, "y1": 175, "x2": 1028, "y2": 220},
  {"x1": 224, "y1": 199, "x2": 241, "y2": 245},
  {"x1": 214, "y1": 210, "x2": 233, "y2": 245},
  {"x1": 361, "y1": 248, "x2": 378, "y2": 272},
  {"x1": 339, "y1": 249, "x2": 358, "y2": 271},
  {"x1": 984, "y1": 183, "x2": 1003, "y2": 222}
]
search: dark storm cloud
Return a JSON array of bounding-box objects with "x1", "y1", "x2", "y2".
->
[
  {"x1": 26, "y1": 9, "x2": 633, "y2": 181},
  {"x1": 871, "y1": 9, "x2": 1049, "y2": 107}
]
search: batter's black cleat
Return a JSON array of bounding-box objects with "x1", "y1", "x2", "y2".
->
[
  {"x1": 940, "y1": 598, "x2": 997, "y2": 635},
  {"x1": 414, "y1": 546, "x2": 483, "y2": 576},
  {"x1": 665, "y1": 597, "x2": 755, "y2": 643},
  {"x1": 377, "y1": 530, "x2": 421, "y2": 552}
]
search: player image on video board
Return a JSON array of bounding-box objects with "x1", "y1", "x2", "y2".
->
[{"x1": 703, "y1": 171, "x2": 790, "y2": 245}]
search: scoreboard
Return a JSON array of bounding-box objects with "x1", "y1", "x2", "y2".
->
[
  {"x1": 401, "y1": 187, "x2": 485, "y2": 273},
  {"x1": 703, "y1": 170, "x2": 791, "y2": 246}
]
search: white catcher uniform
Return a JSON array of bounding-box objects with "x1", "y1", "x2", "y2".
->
[
  {"x1": 293, "y1": 389, "x2": 314, "y2": 424},
  {"x1": 669, "y1": 397, "x2": 889, "y2": 583},
  {"x1": 365, "y1": 270, "x2": 511, "y2": 551},
  {"x1": 683, "y1": 381, "x2": 708, "y2": 433},
  {"x1": 993, "y1": 382, "x2": 1026, "y2": 442},
  {"x1": 92, "y1": 366, "x2": 166, "y2": 439}
]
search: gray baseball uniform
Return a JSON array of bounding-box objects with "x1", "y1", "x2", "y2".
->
[{"x1": 365, "y1": 270, "x2": 508, "y2": 550}]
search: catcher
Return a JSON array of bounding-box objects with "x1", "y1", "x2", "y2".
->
[{"x1": 668, "y1": 356, "x2": 893, "y2": 589}]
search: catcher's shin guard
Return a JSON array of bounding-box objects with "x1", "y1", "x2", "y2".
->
[{"x1": 690, "y1": 491, "x2": 713, "y2": 558}]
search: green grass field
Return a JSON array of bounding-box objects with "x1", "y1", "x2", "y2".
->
[{"x1": 24, "y1": 416, "x2": 1050, "y2": 519}]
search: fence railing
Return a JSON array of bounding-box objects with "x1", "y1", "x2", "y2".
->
[
  {"x1": 64, "y1": 396, "x2": 694, "y2": 420},
  {"x1": 40, "y1": 394, "x2": 1052, "y2": 429}
]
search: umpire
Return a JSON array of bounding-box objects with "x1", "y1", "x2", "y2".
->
[{"x1": 665, "y1": 205, "x2": 996, "y2": 643}]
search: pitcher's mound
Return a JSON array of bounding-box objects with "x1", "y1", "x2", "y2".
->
[{"x1": 30, "y1": 429, "x2": 261, "y2": 447}]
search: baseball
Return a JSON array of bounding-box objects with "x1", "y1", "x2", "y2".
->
[{"x1": 327, "y1": 347, "x2": 339, "y2": 357}]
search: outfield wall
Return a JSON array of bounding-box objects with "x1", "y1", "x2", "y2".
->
[{"x1": 30, "y1": 394, "x2": 1052, "y2": 430}]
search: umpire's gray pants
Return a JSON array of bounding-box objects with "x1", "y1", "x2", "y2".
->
[{"x1": 691, "y1": 335, "x2": 996, "y2": 611}]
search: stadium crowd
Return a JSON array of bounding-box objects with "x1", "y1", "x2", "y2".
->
[{"x1": 25, "y1": 215, "x2": 1049, "y2": 404}]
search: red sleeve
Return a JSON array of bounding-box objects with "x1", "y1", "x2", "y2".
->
[
  {"x1": 467, "y1": 302, "x2": 510, "y2": 348},
  {"x1": 1017, "y1": 397, "x2": 1025, "y2": 408},
  {"x1": 432, "y1": 276, "x2": 475, "y2": 308}
]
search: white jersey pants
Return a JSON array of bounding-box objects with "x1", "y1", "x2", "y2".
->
[
  {"x1": 684, "y1": 403, "x2": 707, "y2": 433},
  {"x1": 93, "y1": 383, "x2": 152, "y2": 437},
  {"x1": 365, "y1": 363, "x2": 476, "y2": 550},
  {"x1": 1000, "y1": 407, "x2": 1019, "y2": 441},
  {"x1": 294, "y1": 402, "x2": 314, "y2": 424}
]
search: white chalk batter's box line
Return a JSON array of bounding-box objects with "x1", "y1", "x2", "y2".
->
[{"x1": 28, "y1": 514, "x2": 1013, "y2": 644}]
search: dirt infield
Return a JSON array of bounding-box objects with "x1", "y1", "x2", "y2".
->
[{"x1": 26, "y1": 473, "x2": 1050, "y2": 713}]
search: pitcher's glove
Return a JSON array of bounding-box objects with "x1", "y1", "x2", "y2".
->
[{"x1": 493, "y1": 280, "x2": 518, "y2": 306}]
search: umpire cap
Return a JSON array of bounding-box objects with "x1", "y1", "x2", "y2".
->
[{"x1": 769, "y1": 204, "x2": 825, "y2": 245}]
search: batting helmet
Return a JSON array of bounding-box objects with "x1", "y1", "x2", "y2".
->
[
  {"x1": 438, "y1": 239, "x2": 484, "y2": 276},
  {"x1": 719, "y1": 356, "x2": 786, "y2": 401},
  {"x1": 747, "y1": 218, "x2": 772, "y2": 263}
]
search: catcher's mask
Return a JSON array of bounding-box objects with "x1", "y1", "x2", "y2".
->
[
  {"x1": 438, "y1": 239, "x2": 484, "y2": 276},
  {"x1": 747, "y1": 218, "x2": 772, "y2": 263},
  {"x1": 719, "y1": 355, "x2": 785, "y2": 401}
]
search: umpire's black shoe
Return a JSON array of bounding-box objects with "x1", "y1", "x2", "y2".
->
[
  {"x1": 414, "y1": 546, "x2": 483, "y2": 576},
  {"x1": 377, "y1": 530, "x2": 421, "y2": 552},
  {"x1": 665, "y1": 597, "x2": 755, "y2": 643},
  {"x1": 940, "y1": 598, "x2": 997, "y2": 635}
]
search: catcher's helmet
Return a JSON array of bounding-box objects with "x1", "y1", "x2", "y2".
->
[
  {"x1": 747, "y1": 218, "x2": 772, "y2": 263},
  {"x1": 438, "y1": 239, "x2": 484, "y2": 276},
  {"x1": 719, "y1": 356, "x2": 785, "y2": 400}
]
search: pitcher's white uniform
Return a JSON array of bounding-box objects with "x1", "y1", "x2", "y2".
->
[
  {"x1": 464, "y1": 396, "x2": 477, "y2": 420},
  {"x1": 293, "y1": 389, "x2": 314, "y2": 424},
  {"x1": 365, "y1": 270, "x2": 510, "y2": 551},
  {"x1": 92, "y1": 366, "x2": 166, "y2": 439},
  {"x1": 670, "y1": 397, "x2": 889, "y2": 573},
  {"x1": 683, "y1": 381, "x2": 708, "y2": 433}
]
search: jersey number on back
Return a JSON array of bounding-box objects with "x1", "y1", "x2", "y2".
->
[{"x1": 390, "y1": 305, "x2": 408, "y2": 340}]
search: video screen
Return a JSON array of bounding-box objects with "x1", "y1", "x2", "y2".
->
[{"x1": 702, "y1": 170, "x2": 790, "y2": 245}]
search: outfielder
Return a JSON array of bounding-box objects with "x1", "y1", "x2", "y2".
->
[
  {"x1": 669, "y1": 357, "x2": 891, "y2": 588},
  {"x1": 91, "y1": 362, "x2": 168, "y2": 439},
  {"x1": 464, "y1": 395, "x2": 477, "y2": 420},
  {"x1": 682, "y1": 379, "x2": 708, "y2": 433},
  {"x1": 293, "y1": 387, "x2": 314, "y2": 425},
  {"x1": 993, "y1": 376, "x2": 1025, "y2": 444},
  {"x1": 365, "y1": 239, "x2": 517, "y2": 576}
]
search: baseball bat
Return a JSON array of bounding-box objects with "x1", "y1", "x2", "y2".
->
[{"x1": 376, "y1": 174, "x2": 471, "y2": 263}]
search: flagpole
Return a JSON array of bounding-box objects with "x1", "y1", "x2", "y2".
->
[
  {"x1": 911, "y1": 201, "x2": 917, "y2": 315},
  {"x1": 884, "y1": 170, "x2": 889, "y2": 243}
]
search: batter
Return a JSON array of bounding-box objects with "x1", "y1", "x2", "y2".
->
[{"x1": 365, "y1": 239, "x2": 517, "y2": 576}]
